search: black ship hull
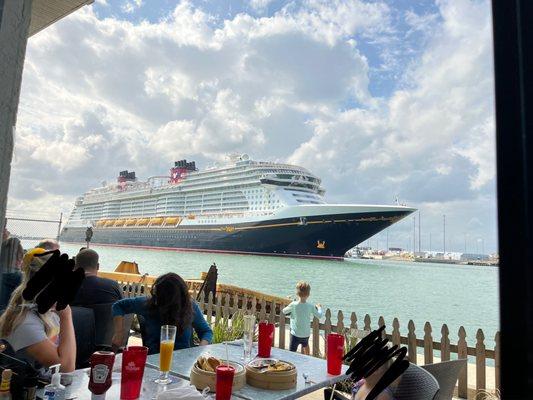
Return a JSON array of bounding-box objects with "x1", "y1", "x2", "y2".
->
[{"x1": 60, "y1": 210, "x2": 412, "y2": 259}]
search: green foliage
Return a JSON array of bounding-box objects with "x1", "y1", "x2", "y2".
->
[{"x1": 211, "y1": 310, "x2": 246, "y2": 344}]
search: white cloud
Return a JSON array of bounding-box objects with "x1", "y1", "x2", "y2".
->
[
  {"x1": 122, "y1": 0, "x2": 143, "y2": 14},
  {"x1": 9, "y1": 0, "x2": 497, "y2": 251}
]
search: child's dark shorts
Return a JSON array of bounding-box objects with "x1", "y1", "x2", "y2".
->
[{"x1": 290, "y1": 334, "x2": 310, "y2": 351}]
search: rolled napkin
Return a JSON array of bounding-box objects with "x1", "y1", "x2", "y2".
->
[{"x1": 156, "y1": 385, "x2": 210, "y2": 399}]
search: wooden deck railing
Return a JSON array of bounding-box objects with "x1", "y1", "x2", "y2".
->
[{"x1": 102, "y1": 271, "x2": 499, "y2": 399}]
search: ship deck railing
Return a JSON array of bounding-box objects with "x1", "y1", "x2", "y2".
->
[{"x1": 99, "y1": 270, "x2": 499, "y2": 400}]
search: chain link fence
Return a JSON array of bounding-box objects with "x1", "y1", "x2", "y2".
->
[{"x1": 4, "y1": 210, "x2": 63, "y2": 248}]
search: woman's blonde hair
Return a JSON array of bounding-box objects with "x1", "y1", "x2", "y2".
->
[{"x1": 0, "y1": 248, "x2": 56, "y2": 337}]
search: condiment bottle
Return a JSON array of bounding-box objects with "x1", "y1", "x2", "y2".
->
[
  {"x1": 43, "y1": 364, "x2": 66, "y2": 400},
  {"x1": 0, "y1": 369, "x2": 12, "y2": 400}
]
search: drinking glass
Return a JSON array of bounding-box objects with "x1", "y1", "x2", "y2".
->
[
  {"x1": 155, "y1": 325, "x2": 177, "y2": 384},
  {"x1": 242, "y1": 315, "x2": 255, "y2": 362},
  {"x1": 120, "y1": 346, "x2": 148, "y2": 399},
  {"x1": 258, "y1": 321, "x2": 275, "y2": 358},
  {"x1": 215, "y1": 364, "x2": 235, "y2": 400},
  {"x1": 326, "y1": 333, "x2": 344, "y2": 375}
]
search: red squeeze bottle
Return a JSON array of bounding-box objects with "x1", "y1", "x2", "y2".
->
[{"x1": 89, "y1": 351, "x2": 116, "y2": 398}]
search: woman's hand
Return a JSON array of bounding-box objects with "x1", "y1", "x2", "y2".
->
[
  {"x1": 58, "y1": 305, "x2": 72, "y2": 319},
  {"x1": 199, "y1": 340, "x2": 209, "y2": 346}
]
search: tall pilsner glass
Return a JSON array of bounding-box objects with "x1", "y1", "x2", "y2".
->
[
  {"x1": 155, "y1": 325, "x2": 177, "y2": 384},
  {"x1": 243, "y1": 315, "x2": 256, "y2": 362}
]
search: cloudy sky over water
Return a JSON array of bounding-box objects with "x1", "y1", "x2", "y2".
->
[{"x1": 8, "y1": 0, "x2": 497, "y2": 253}]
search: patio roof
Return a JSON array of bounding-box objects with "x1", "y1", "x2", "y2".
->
[{"x1": 29, "y1": 0, "x2": 94, "y2": 37}]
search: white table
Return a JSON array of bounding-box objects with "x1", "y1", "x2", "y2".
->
[{"x1": 146, "y1": 343, "x2": 349, "y2": 400}]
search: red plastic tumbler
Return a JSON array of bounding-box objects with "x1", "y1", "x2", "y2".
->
[
  {"x1": 215, "y1": 365, "x2": 235, "y2": 400},
  {"x1": 327, "y1": 333, "x2": 344, "y2": 375},
  {"x1": 258, "y1": 321, "x2": 275, "y2": 358},
  {"x1": 120, "y1": 346, "x2": 148, "y2": 400}
]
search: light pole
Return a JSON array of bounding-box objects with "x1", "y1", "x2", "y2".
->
[{"x1": 443, "y1": 214, "x2": 446, "y2": 255}]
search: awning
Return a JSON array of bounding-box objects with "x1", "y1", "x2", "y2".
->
[{"x1": 29, "y1": 0, "x2": 94, "y2": 37}]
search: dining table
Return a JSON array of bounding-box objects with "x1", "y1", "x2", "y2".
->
[{"x1": 146, "y1": 341, "x2": 350, "y2": 400}]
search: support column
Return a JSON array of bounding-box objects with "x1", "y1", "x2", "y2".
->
[{"x1": 0, "y1": 0, "x2": 33, "y2": 244}]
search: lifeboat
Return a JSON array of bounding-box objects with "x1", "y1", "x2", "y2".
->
[
  {"x1": 150, "y1": 217, "x2": 164, "y2": 226},
  {"x1": 114, "y1": 219, "x2": 125, "y2": 227},
  {"x1": 104, "y1": 220, "x2": 115, "y2": 227},
  {"x1": 125, "y1": 219, "x2": 137, "y2": 226},
  {"x1": 187, "y1": 214, "x2": 196, "y2": 220},
  {"x1": 137, "y1": 218, "x2": 150, "y2": 226},
  {"x1": 164, "y1": 217, "x2": 179, "y2": 225},
  {"x1": 96, "y1": 220, "x2": 106, "y2": 228}
]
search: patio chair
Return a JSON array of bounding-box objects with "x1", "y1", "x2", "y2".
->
[
  {"x1": 86, "y1": 303, "x2": 114, "y2": 347},
  {"x1": 71, "y1": 306, "x2": 96, "y2": 368},
  {"x1": 422, "y1": 359, "x2": 467, "y2": 400},
  {"x1": 393, "y1": 363, "x2": 440, "y2": 400}
]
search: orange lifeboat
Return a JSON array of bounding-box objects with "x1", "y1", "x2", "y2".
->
[
  {"x1": 150, "y1": 217, "x2": 164, "y2": 226},
  {"x1": 137, "y1": 218, "x2": 150, "y2": 226}
]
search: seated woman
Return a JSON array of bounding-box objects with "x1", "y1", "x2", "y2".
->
[
  {"x1": 324, "y1": 359, "x2": 397, "y2": 400},
  {"x1": 0, "y1": 248, "x2": 76, "y2": 372},
  {"x1": 111, "y1": 272, "x2": 213, "y2": 354}
]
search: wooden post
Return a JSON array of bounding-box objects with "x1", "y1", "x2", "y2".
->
[
  {"x1": 364, "y1": 314, "x2": 371, "y2": 331},
  {"x1": 259, "y1": 299, "x2": 266, "y2": 322},
  {"x1": 457, "y1": 326, "x2": 468, "y2": 398},
  {"x1": 206, "y1": 292, "x2": 214, "y2": 325},
  {"x1": 392, "y1": 318, "x2": 401, "y2": 346},
  {"x1": 279, "y1": 311, "x2": 286, "y2": 349},
  {"x1": 350, "y1": 312, "x2": 358, "y2": 331},
  {"x1": 337, "y1": 311, "x2": 345, "y2": 334},
  {"x1": 312, "y1": 317, "x2": 320, "y2": 357},
  {"x1": 378, "y1": 316, "x2": 386, "y2": 339},
  {"x1": 407, "y1": 320, "x2": 417, "y2": 364},
  {"x1": 215, "y1": 293, "x2": 223, "y2": 322},
  {"x1": 423, "y1": 322, "x2": 433, "y2": 364},
  {"x1": 324, "y1": 309, "x2": 332, "y2": 358},
  {"x1": 476, "y1": 329, "x2": 486, "y2": 392},
  {"x1": 440, "y1": 324, "x2": 450, "y2": 361}
]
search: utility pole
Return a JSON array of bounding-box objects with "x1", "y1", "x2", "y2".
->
[
  {"x1": 443, "y1": 214, "x2": 446, "y2": 255},
  {"x1": 418, "y1": 211, "x2": 421, "y2": 252},
  {"x1": 429, "y1": 232, "x2": 432, "y2": 253},
  {"x1": 413, "y1": 216, "x2": 416, "y2": 254}
]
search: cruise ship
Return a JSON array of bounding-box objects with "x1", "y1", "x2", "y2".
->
[{"x1": 60, "y1": 154, "x2": 414, "y2": 259}]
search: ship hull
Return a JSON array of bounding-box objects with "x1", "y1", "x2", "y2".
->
[{"x1": 60, "y1": 210, "x2": 412, "y2": 259}]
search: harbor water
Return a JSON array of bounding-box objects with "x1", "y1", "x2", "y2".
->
[{"x1": 59, "y1": 243, "x2": 499, "y2": 347}]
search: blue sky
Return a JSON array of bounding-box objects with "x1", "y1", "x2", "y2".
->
[{"x1": 9, "y1": 0, "x2": 497, "y2": 253}]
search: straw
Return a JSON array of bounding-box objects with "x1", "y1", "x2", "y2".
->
[{"x1": 225, "y1": 342, "x2": 229, "y2": 366}]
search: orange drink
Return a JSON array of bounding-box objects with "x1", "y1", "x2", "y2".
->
[
  {"x1": 155, "y1": 325, "x2": 177, "y2": 384},
  {"x1": 159, "y1": 340, "x2": 174, "y2": 372}
]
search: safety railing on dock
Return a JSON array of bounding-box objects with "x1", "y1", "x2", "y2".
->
[{"x1": 102, "y1": 271, "x2": 499, "y2": 399}]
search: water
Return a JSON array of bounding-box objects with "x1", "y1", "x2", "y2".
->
[{"x1": 59, "y1": 243, "x2": 500, "y2": 347}]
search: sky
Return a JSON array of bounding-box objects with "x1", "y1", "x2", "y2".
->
[{"x1": 7, "y1": 0, "x2": 497, "y2": 254}]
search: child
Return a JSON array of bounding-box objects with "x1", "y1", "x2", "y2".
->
[{"x1": 282, "y1": 281, "x2": 323, "y2": 354}]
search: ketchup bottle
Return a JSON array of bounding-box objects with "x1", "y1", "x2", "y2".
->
[{"x1": 88, "y1": 351, "x2": 115, "y2": 399}]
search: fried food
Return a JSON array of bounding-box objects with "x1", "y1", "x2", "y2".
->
[
  {"x1": 196, "y1": 355, "x2": 222, "y2": 372},
  {"x1": 266, "y1": 361, "x2": 293, "y2": 372}
]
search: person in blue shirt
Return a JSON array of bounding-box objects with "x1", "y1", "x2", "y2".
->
[
  {"x1": 111, "y1": 272, "x2": 213, "y2": 354},
  {"x1": 282, "y1": 281, "x2": 323, "y2": 354}
]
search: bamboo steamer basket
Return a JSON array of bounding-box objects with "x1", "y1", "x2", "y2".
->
[
  {"x1": 190, "y1": 361, "x2": 246, "y2": 392},
  {"x1": 245, "y1": 361, "x2": 297, "y2": 390}
]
